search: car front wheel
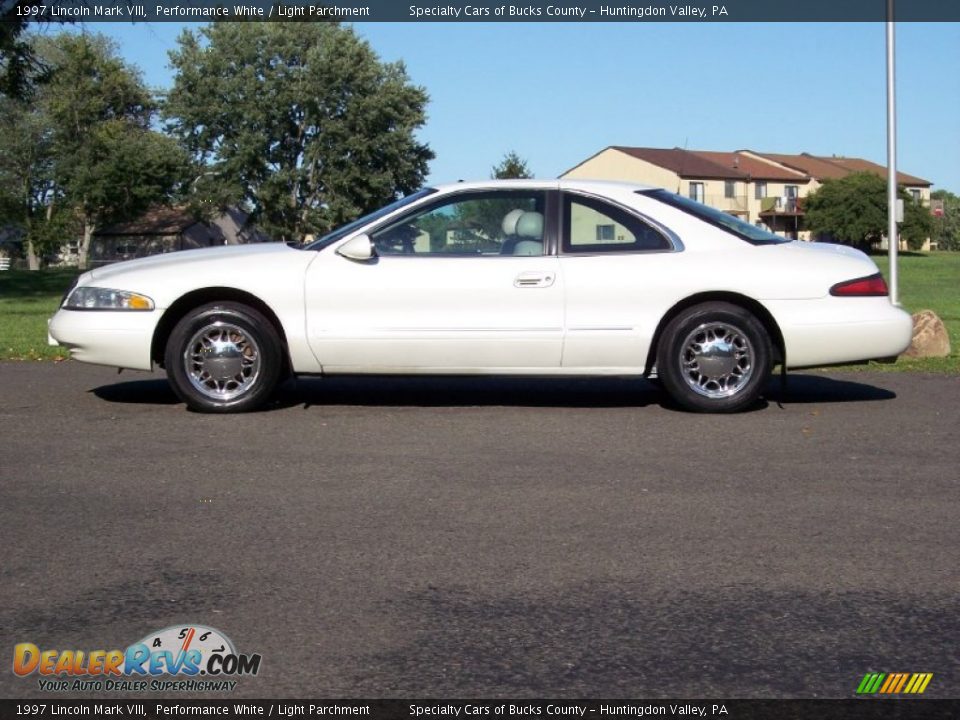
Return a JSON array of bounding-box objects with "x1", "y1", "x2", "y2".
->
[
  {"x1": 164, "y1": 302, "x2": 283, "y2": 413},
  {"x1": 656, "y1": 302, "x2": 772, "y2": 413}
]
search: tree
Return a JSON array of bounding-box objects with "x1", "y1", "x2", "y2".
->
[
  {"x1": 1, "y1": 20, "x2": 41, "y2": 101},
  {"x1": 0, "y1": 93, "x2": 59, "y2": 269},
  {"x1": 491, "y1": 151, "x2": 533, "y2": 180},
  {"x1": 165, "y1": 23, "x2": 433, "y2": 244},
  {"x1": 0, "y1": 3, "x2": 67, "y2": 100},
  {"x1": 930, "y1": 189, "x2": 960, "y2": 251},
  {"x1": 804, "y1": 172, "x2": 933, "y2": 251},
  {"x1": 37, "y1": 34, "x2": 187, "y2": 269},
  {"x1": 0, "y1": 34, "x2": 187, "y2": 269},
  {"x1": 0, "y1": 16, "x2": 60, "y2": 269}
]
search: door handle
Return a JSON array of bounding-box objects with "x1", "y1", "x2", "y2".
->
[{"x1": 514, "y1": 271, "x2": 555, "y2": 288}]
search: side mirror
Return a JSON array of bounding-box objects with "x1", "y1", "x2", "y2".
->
[{"x1": 337, "y1": 233, "x2": 376, "y2": 262}]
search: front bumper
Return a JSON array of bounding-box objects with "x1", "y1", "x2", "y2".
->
[{"x1": 48, "y1": 308, "x2": 159, "y2": 371}]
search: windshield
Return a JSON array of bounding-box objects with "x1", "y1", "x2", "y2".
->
[
  {"x1": 303, "y1": 188, "x2": 437, "y2": 251},
  {"x1": 639, "y1": 189, "x2": 790, "y2": 246}
]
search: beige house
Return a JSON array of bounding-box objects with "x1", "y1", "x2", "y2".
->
[{"x1": 562, "y1": 147, "x2": 933, "y2": 242}]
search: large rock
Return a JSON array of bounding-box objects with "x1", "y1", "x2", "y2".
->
[{"x1": 902, "y1": 310, "x2": 951, "y2": 358}]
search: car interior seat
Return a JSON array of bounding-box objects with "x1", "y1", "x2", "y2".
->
[
  {"x1": 512, "y1": 211, "x2": 543, "y2": 256},
  {"x1": 500, "y1": 209, "x2": 544, "y2": 256}
]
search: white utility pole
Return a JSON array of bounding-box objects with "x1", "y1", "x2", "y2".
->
[{"x1": 886, "y1": 0, "x2": 900, "y2": 305}]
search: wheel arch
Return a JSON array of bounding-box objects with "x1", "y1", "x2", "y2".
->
[
  {"x1": 151, "y1": 288, "x2": 292, "y2": 376},
  {"x1": 645, "y1": 292, "x2": 785, "y2": 375}
]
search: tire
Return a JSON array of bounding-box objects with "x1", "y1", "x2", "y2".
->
[
  {"x1": 656, "y1": 302, "x2": 772, "y2": 413},
  {"x1": 164, "y1": 302, "x2": 283, "y2": 413}
]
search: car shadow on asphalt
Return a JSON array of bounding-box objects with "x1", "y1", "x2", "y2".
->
[
  {"x1": 765, "y1": 372, "x2": 896, "y2": 405},
  {"x1": 90, "y1": 372, "x2": 896, "y2": 411},
  {"x1": 91, "y1": 378, "x2": 181, "y2": 405},
  {"x1": 287, "y1": 376, "x2": 666, "y2": 409}
]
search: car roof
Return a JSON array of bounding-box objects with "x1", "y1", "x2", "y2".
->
[{"x1": 430, "y1": 178, "x2": 658, "y2": 194}]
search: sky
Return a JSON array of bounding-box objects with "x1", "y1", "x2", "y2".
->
[{"x1": 67, "y1": 21, "x2": 960, "y2": 193}]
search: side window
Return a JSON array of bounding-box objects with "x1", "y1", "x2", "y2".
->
[
  {"x1": 370, "y1": 191, "x2": 546, "y2": 256},
  {"x1": 563, "y1": 194, "x2": 671, "y2": 254}
]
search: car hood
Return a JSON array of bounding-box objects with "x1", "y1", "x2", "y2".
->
[
  {"x1": 71, "y1": 242, "x2": 317, "y2": 311},
  {"x1": 86, "y1": 243, "x2": 300, "y2": 284}
]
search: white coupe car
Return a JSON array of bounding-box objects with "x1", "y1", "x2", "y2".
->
[{"x1": 49, "y1": 179, "x2": 912, "y2": 413}]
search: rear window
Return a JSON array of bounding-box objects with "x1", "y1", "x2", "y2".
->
[
  {"x1": 563, "y1": 193, "x2": 671, "y2": 253},
  {"x1": 639, "y1": 189, "x2": 789, "y2": 246}
]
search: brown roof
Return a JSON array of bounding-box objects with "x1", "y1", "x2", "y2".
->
[
  {"x1": 567, "y1": 146, "x2": 932, "y2": 188},
  {"x1": 612, "y1": 147, "x2": 749, "y2": 180},
  {"x1": 815, "y1": 156, "x2": 931, "y2": 186},
  {"x1": 611, "y1": 147, "x2": 808, "y2": 182},
  {"x1": 96, "y1": 206, "x2": 201, "y2": 236},
  {"x1": 693, "y1": 151, "x2": 808, "y2": 182},
  {"x1": 751, "y1": 152, "x2": 848, "y2": 181},
  {"x1": 752, "y1": 152, "x2": 931, "y2": 187}
]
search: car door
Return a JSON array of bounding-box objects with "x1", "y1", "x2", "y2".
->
[
  {"x1": 557, "y1": 191, "x2": 683, "y2": 370},
  {"x1": 303, "y1": 188, "x2": 564, "y2": 372}
]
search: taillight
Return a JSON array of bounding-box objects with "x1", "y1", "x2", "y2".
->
[{"x1": 829, "y1": 273, "x2": 889, "y2": 297}]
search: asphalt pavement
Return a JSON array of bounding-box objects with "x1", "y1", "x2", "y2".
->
[{"x1": 1, "y1": 361, "x2": 958, "y2": 699}]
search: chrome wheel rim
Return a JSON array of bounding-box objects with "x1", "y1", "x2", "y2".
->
[
  {"x1": 679, "y1": 322, "x2": 754, "y2": 399},
  {"x1": 184, "y1": 321, "x2": 261, "y2": 401}
]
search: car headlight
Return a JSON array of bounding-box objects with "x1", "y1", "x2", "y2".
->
[{"x1": 63, "y1": 287, "x2": 154, "y2": 311}]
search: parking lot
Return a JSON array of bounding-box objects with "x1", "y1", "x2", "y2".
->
[{"x1": 1, "y1": 361, "x2": 958, "y2": 698}]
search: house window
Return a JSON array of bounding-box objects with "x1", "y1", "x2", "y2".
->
[
  {"x1": 724, "y1": 180, "x2": 736, "y2": 199},
  {"x1": 595, "y1": 224, "x2": 616, "y2": 242},
  {"x1": 754, "y1": 182, "x2": 767, "y2": 200},
  {"x1": 689, "y1": 182, "x2": 705, "y2": 203},
  {"x1": 784, "y1": 185, "x2": 799, "y2": 211},
  {"x1": 909, "y1": 188, "x2": 921, "y2": 202}
]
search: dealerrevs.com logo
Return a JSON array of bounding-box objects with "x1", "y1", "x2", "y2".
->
[{"x1": 13, "y1": 625, "x2": 261, "y2": 693}]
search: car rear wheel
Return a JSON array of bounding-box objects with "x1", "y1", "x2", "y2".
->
[
  {"x1": 164, "y1": 302, "x2": 283, "y2": 413},
  {"x1": 656, "y1": 302, "x2": 772, "y2": 413}
]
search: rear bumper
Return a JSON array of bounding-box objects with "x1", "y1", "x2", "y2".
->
[{"x1": 765, "y1": 297, "x2": 913, "y2": 368}]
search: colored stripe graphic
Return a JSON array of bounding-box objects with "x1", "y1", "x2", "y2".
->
[
  {"x1": 857, "y1": 672, "x2": 932, "y2": 694},
  {"x1": 914, "y1": 673, "x2": 933, "y2": 694},
  {"x1": 879, "y1": 674, "x2": 897, "y2": 693},
  {"x1": 856, "y1": 673, "x2": 883, "y2": 694}
]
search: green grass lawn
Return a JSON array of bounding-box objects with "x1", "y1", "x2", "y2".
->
[
  {"x1": 1, "y1": 253, "x2": 957, "y2": 371},
  {"x1": 872, "y1": 252, "x2": 960, "y2": 373},
  {"x1": 0, "y1": 267, "x2": 79, "y2": 360}
]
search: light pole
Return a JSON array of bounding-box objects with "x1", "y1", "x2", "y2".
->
[{"x1": 886, "y1": 0, "x2": 899, "y2": 305}]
